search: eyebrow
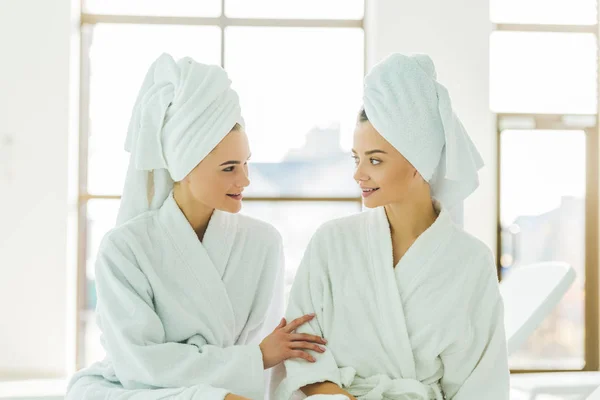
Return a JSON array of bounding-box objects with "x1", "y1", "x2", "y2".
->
[
  {"x1": 220, "y1": 160, "x2": 240, "y2": 166},
  {"x1": 351, "y1": 149, "x2": 388, "y2": 155},
  {"x1": 219, "y1": 153, "x2": 252, "y2": 166}
]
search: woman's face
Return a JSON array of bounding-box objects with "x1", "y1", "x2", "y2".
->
[
  {"x1": 352, "y1": 121, "x2": 424, "y2": 208},
  {"x1": 180, "y1": 127, "x2": 251, "y2": 213}
]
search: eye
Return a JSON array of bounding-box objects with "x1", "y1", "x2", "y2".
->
[
  {"x1": 352, "y1": 155, "x2": 359, "y2": 165},
  {"x1": 370, "y1": 158, "x2": 381, "y2": 165},
  {"x1": 223, "y1": 166, "x2": 235, "y2": 172}
]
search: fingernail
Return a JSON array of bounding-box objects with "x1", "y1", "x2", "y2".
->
[
  {"x1": 310, "y1": 357, "x2": 316, "y2": 362},
  {"x1": 320, "y1": 347, "x2": 326, "y2": 352},
  {"x1": 323, "y1": 338, "x2": 328, "y2": 343},
  {"x1": 309, "y1": 313, "x2": 315, "y2": 317}
]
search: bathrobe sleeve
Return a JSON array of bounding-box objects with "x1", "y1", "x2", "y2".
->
[
  {"x1": 243, "y1": 235, "x2": 286, "y2": 400},
  {"x1": 439, "y1": 251, "x2": 510, "y2": 400},
  {"x1": 276, "y1": 229, "x2": 344, "y2": 400},
  {"x1": 95, "y1": 235, "x2": 265, "y2": 396}
]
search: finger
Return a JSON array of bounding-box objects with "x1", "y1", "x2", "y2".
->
[
  {"x1": 288, "y1": 350, "x2": 316, "y2": 363},
  {"x1": 275, "y1": 318, "x2": 286, "y2": 330},
  {"x1": 289, "y1": 341, "x2": 326, "y2": 353},
  {"x1": 283, "y1": 313, "x2": 315, "y2": 333},
  {"x1": 290, "y1": 333, "x2": 327, "y2": 344}
]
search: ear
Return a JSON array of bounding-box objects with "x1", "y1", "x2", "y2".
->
[{"x1": 411, "y1": 168, "x2": 428, "y2": 187}]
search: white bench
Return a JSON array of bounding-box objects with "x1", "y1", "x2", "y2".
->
[
  {"x1": 511, "y1": 372, "x2": 600, "y2": 400},
  {"x1": 0, "y1": 379, "x2": 65, "y2": 400},
  {"x1": 587, "y1": 384, "x2": 600, "y2": 399},
  {"x1": 500, "y1": 261, "x2": 576, "y2": 355}
]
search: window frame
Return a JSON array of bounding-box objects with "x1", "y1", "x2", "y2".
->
[
  {"x1": 494, "y1": 14, "x2": 600, "y2": 372},
  {"x1": 76, "y1": 0, "x2": 366, "y2": 369}
]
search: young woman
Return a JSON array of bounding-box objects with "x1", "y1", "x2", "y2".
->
[
  {"x1": 276, "y1": 53, "x2": 509, "y2": 400},
  {"x1": 67, "y1": 53, "x2": 325, "y2": 400}
]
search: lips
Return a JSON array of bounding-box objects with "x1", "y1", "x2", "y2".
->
[
  {"x1": 227, "y1": 193, "x2": 243, "y2": 201},
  {"x1": 361, "y1": 187, "x2": 379, "y2": 198}
]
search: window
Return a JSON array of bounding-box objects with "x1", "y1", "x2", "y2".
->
[
  {"x1": 490, "y1": 32, "x2": 597, "y2": 115},
  {"x1": 78, "y1": 1, "x2": 364, "y2": 368},
  {"x1": 491, "y1": 1, "x2": 599, "y2": 371},
  {"x1": 490, "y1": 0, "x2": 597, "y2": 26},
  {"x1": 500, "y1": 129, "x2": 587, "y2": 369}
]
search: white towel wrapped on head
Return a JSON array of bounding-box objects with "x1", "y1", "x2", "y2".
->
[
  {"x1": 363, "y1": 53, "x2": 484, "y2": 224},
  {"x1": 117, "y1": 53, "x2": 244, "y2": 226}
]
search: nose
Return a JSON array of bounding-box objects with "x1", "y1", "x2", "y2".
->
[
  {"x1": 236, "y1": 167, "x2": 250, "y2": 188},
  {"x1": 353, "y1": 163, "x2": 369, "y2": 183}
]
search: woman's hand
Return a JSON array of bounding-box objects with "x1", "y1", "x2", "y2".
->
[
  {"x1": 301, "y1": 382, "x2": 357, "y2": 400},
  {"x1": 224, "y1": 394, "x2": 251, "y2": 400},
  {"x1": 259, "y1": 314, "x2": 328, "y2": 369}
]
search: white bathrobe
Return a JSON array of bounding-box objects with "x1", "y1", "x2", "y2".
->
[
  {"x1": 67, "y1": 192, "x2": 284, "y2": 400},
  {"x1": 276, "y1": 203, "x2": 509, "y2": 400}
]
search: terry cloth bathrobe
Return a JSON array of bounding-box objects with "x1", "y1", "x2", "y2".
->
[
  {"x1": 67, "y1": 53, "x2": 284, "y2": 400},
  {"x1": 276, "y1": 54, "x2": 509, "y2": 400}
]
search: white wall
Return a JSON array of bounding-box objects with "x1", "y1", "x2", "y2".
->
[
  {"x1": 365, "y1": 0, "x2": 496, "y2": 250},
  {"x1": 0, "y1": 0, "x2": 78, "y2": 378}
]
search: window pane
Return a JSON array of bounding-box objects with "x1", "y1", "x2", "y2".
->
[
  {"x1": 226, "y1": 27, "x2": 364, "y2": 197},
  {"x1": 225, "y1": 0, "x2": 364, "y2": 19},
  {"x1": 500, "y1": 130, "x2": 586, "y2": 370},
  {"x1": 86, "y1": 24, "x2": 221, "y2": 195},
  {"x1": 83, "y1": 0, "x2": 221, "y2": 17},
  {"x1": 86, "y1": 199, "x2": 121, "y2": 308},
  {"x1": 83, "y1": 199, "x2": 120, "y2": 367},
  {"x1": 490, "y1": 32, "x2": 597, "y2": 114},
  {"x1": 247, "y1": 149, "x2": 359, "y2": 197},
  {"x1": 241, "y1": 201, "x2": 361, "y2": 302},
  {"x1": 490, "y1": 0, "x2": 597, "y2": 25}
]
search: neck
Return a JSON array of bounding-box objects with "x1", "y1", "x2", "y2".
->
[
  {"x1": 173, "y1": 184, "x2": 214, "y2": 241},
  {"x1": 384, "y1": 193, "x2": 438, "y2": 246}
]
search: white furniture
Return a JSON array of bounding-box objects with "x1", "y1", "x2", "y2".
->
[
  {"x1": 0, "y1": 379, "x2": 65, "y2": 400},
  {"x1": 586, "y1": 384, "x2": 600, "y2": 399},
  {"x1": 500, "y1": 261, "x2": 576, "y2": 355},
  {"x1": 501, "y1": 261, "x2": 593, "y2": 400},
  {"x1": 511, "y1": 372, "x2": 600, "y2": 400}
]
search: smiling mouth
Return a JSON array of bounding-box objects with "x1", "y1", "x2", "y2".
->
[
  {"x1": 227, "y1": 193, "x2": 243, "y2": 200},
  {"x1": 361, "y1": 188, "x2": 379, "y2": 198}
]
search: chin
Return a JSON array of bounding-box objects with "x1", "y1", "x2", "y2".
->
[
  {"x1": 362, "y1": 200, "x2": 373, "y2": 208},
  {"x1": 217, "y1": 202, "x2": 242, "y2": 214},
  {"x1": 362, "y1": 197, "x2": 383, "y2": 209}
]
